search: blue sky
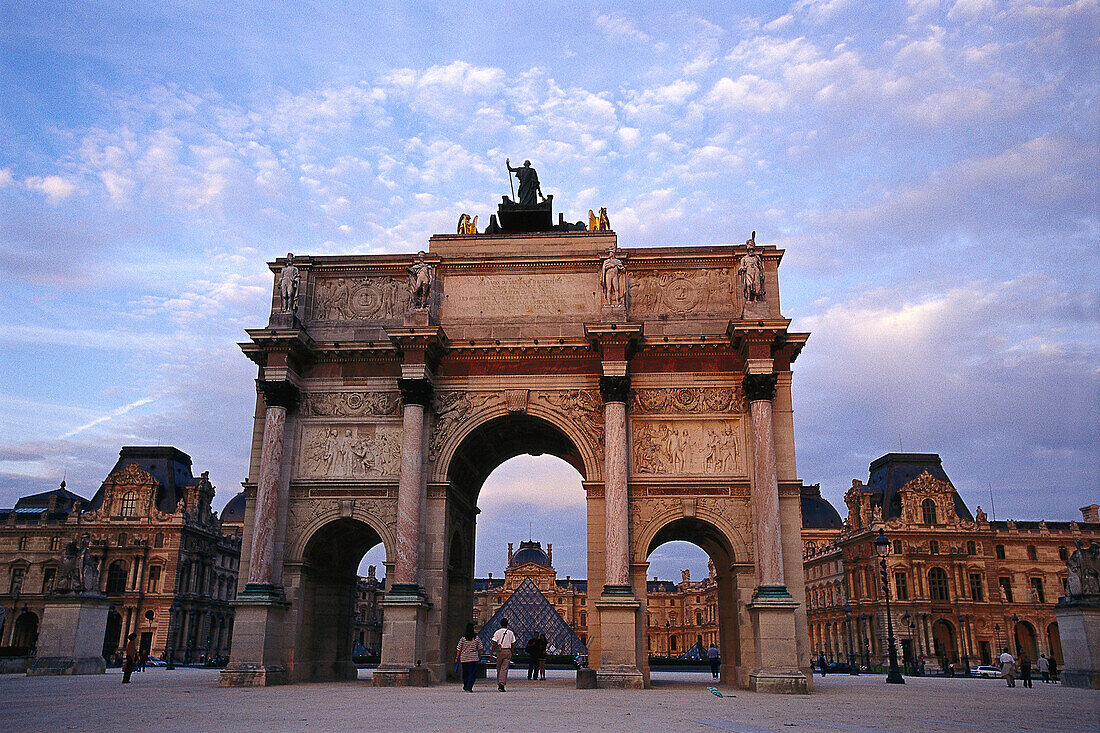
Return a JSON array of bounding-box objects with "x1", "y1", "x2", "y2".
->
[{"x1": 1, "y1": 1, "x2": 1097, "y2": 581}]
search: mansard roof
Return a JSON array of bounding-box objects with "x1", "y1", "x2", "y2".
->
[
  {"x1": 866, "y1": 453, "x2": 973, "y2": 522},
  {"x1": 87, "y1": 446, "x2": 201, "y2": 514},
  {"x1": 12, "y1": 485, "x2": 88, "y2": 513}
]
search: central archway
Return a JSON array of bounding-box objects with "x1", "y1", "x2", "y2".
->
[{"x1": 438, "y1": 412, "x2": 590, "y2": 681}]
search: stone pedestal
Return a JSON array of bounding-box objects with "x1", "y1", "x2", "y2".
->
[
  {"x1": 217, "y1": 594, "x2": 289, "y2": 686},
  {"x1": 372, "y1": 592, "x2": 431, "y2": 686},
  {"x1": 741, "y1": 300, "x2": 770, "y2": 321},
  {"x1": 748, "y1": 594, "x2": 808, "y2": 693},
  {"x1": 268, "y1": 311, "x2": 298, "y2": 329},
  {"x1": 600, "y1": 304, "x2": 627, "y2": 322},
  {"x1": 27, "y1": 594, "x2": 109, "y2": 676},
  {"x1": 1055, "y1": 597, "x2": 1100, "y2": 689},
  {"x1": 595, "y1": 595, "x2": 644, "y2": 688},
  {"x1": 403, "y1": 309, "x2": 436, "y2": 327}
]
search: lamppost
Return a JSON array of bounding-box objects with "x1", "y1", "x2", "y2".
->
[
  {"x1": 874, "y1": 529, "x2": 905, "y2": 684},
  {"x1": 959, "y1": 615, "x2": 970, "y2": 676},
  {"x1": 860, "y1": 613, "x2": 870, "y2": 668},
  {"x1": 902, "y1": 611, "x2": 914, "y2": 675},
  {"x1": 844, "y1": 604, "x2": 858, "y2": 675}
]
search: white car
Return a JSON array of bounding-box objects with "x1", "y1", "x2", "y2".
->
[
  {"x1": 971, "y1": 665, "x2": 1002, "y2": 678},
  {"x1": 144, "y1": 656, "x2": 168, "y2": 667}
]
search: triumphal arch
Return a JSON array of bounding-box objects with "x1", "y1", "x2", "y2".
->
[{"x1": 220, "y1": 170, "x2": 811, "y2": 692}]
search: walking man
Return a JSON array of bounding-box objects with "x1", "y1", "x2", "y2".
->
[
  {"x1": 491, "y1": 618, "x2": 516, "y2": 692},
  {"x1": 1020, "y1": 654, "x2": 1033, "y2": 688},
  {"x1": 817, "y1": 651, "x2": 828, "y2": 677},
  {"x1": 1038, "y1": 653, "x2": 1050, "y2": 683},
  {"x1": 707, "y1": 642, "x2": 721, "y2": 680},
  {"x1": 999, "y1": 648, "x2": 1017, "y2": 687},
  {"x1": 526, "y1": 635, "x2": 539, "y2": 680},
  {"x1": 122, "y1": 634, "x2": 137, "y2": 684}
]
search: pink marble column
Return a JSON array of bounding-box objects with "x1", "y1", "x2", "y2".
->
[
  {"x1": 744, "y1": 373, "x2": 787, "y2": 593},
  {"x1": 600, "y1": 376, "x2": 631, "y2": 592},
  {"x1": 245, "y1": 381, "x2": 298, "y2": 592},
  {"x1": 393, "y1": 378, "x2": 433, "y2": 591}
]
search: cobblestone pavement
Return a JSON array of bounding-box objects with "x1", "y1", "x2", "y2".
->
[{"x1": 2, "y1": 667, "x2": 1096, "y2": 732}]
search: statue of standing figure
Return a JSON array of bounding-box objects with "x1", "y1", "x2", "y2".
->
[
  {"x1": 407, "y1": 251, "x2": 435, "y2": 310},
  {"x1": 279, "y1": 253, "x2": 301, "y2": 313},
  {"x1": 600, "y1": 246, "x2": 627, "y2": 307},
  {"x1": 506, "y1": 158, "x2": 543, "y2": 206},
  {"x1": 57, "y1": 533, "x2": 97, "y2": 594},
  {"x1": 1066, "y1": 538, "x2": 1100, "y2": 597},
  {"x1": 737, "y1": 231, "x2": 765, "y2": 303}
]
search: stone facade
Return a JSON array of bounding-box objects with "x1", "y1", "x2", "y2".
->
[
  {"x1": 0, "y1": 447, "x2": 241, "y2": 665},
  {"x1": 803, "y1": 453, "x2": 1100, "y2": 673},
  {"x1": 353, "y1": 566, "x2": 384, "y2": 654},
  {"x1": 223, "y1": 227, "x2": 811, "y2": 691}
]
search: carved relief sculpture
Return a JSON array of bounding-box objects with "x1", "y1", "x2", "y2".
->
[
  {"x1": 407, "y1": 251, "x2": 435, "y2": 310},
  {"x1": 313, "y1": 277, "x2": 411, "y2": 321},
  {"x1": 600, "y1": 246, "x2": 627, "y2": 307},
  {"x1": 632, "y1": 421, "x2": 743, "y2": 475},
  {"x1": 279, "y1": 253, "x2": 301, "y2": 313},
  {"x1": 301, "y1": 391, "x2": 401, "y2": 417},
  {"x1": 299, "y1": 426, "x2": 401, "y2": 478},
  {"x1": 630, "y1": 269, "x2": 735, "y2": 316}
]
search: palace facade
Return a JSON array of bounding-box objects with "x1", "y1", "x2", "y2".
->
[
  {"x1": 803, "y1": 453, "x2": 1100, "y2": 671},
  {"x1": 0, "y1": 446, "x2": 242, "y2": 664}
]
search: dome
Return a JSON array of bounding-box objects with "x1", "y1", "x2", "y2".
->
[
  {"x1": 510, "y1": 540, "x2": 551, "y2": 567},
  {"x1": 800, "y1": 484, "x2": 842, "y2": 529},
  {"x1": 221, "y1": 491, "x2": 247, "y2": 524}
]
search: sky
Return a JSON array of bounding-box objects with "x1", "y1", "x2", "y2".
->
[{"x1": 1, "y1": 1, "x2": 1097, "y2": 582}]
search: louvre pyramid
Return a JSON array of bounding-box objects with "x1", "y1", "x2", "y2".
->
[{"x1": 477, "y1": 577, "x2": 587, "y2": 656}]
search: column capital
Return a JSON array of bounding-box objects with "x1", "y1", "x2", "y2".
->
[
  {"x1": 259, "y1": 380, "x2": 300, "y2": 411},
  {"x1": 743, "y1": 372, "x2": 777, "y2": 403},
  {"x1": 599, "y1": 375, "x2": 632, "y2": 404},
  {"x1": 398, "y1": 378, "x2": 434, "y2": 407}
]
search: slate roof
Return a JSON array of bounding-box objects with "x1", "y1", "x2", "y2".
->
[
  {"x1": 866, "y1": 453, "x2": 973, "y2": 522},
  {"x1": 87, "y1": 446, "x2": 201, "y2": 514},
  {"x1": 800, "y1": 483, "x2": 843, "y2": 529}
]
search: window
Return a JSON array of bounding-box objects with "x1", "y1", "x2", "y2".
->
[
  {"x1": 894, "y1": 572, "x2": 909, "y2": 601},
  {"x1": 969, "y1": 573, "x2": 985, "y2": 601},
  {"x1": 893, "y1": 540, "x2": 902, "y2": 555},
  {"x1": 996, "y1": 545, "x2": 1006, "y2": 559},
  {"x1": 928, "y1": 567, "x2": 950, "y2": 601},
  {"x1": 922, "y1": 499, "x2": 938, "y2": 525},
  {"x1": 929, "y1": 540, "x2": 939, "y2": 555},
  {"x1": 696, "y1": 612, "x2": 703, "y2": 625},
  {"x1": 1030, "y1": 577, "x2": 1045, "y2": 604},
  {"x1": 18, "y1": 536, "x2": 28, "y2": 551},
  {"x1": 147, "y1": 565, "x2": 162, "y2": 593},
  {"x1": 117, "y1": 533, "x2": 126, "y2": 547},
  {"x1": 1027, "y1": 545, "x2": 1037, "y2": 561},
  {"x1": 120, "y1": 491, "x2": 137, "y2": 517},
  {"x1": 966, "y1": 541, "x2": 976, "y2": 556},
  {"x1": 670, "y1": 636, "x2": 677, "y2": 651},
  {"x1": 50, "y1": 536, "x2": 62, "y2": 551},
  {"x1": 580, "y1": 612, "x2": 586, "y2": 626},
  {"x1": 154, "y1": 533, "x2": 164, "y2": 548},
  {"x1": 9, "y1": 567, "x2": 25, "y2": 594},
  {"x1": 42, "y1": 567, "x2": 57, "y2": 593},
  {"x1": 852, "y1": 573, "x2": 862, "y2": 598},
  {"x1": 106, "y1": 561, "x2": 127, "y2": 594},
  {"x1": 1059, "y1": 547, "x2": 1068, "y2": 562},
  {"x1": 999, "y1": 577, "x2": 1013, "y2": 603}
]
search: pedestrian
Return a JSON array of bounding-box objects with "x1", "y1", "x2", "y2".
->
[
  {"x1": 1049, "y1": 656, "x2": 1059, "y2": 683},
  {"x1": 999, "y1": 648, "x2": 1017, "y2": 687},
  {"x1": 817, "y1": 652, "x2": 827, "y2": 677},
  {"x1": 1037, "y1": 653, "x2": 1050, "y2": 683},
  {"x1": 1020, "y1": 654, "x2": 1032, "y2": 688},
  {"x1": 455, "y1": 622, "x2": 482, "y2": 693},
  {"x1": 707, "y1": 642, "x2": 721, "y2": 680},
  {"x1": 491, "y1": 618, "x2": 516, "y2": 692},
  {"x1": 537, "y1": 633, "x2": 548, "y2": 680},
  {"x1": 526, "y1": 635, "x2": 539, "y2": 680},
  {"x1": 139, "y1": 651, "x2": 147, "y2": 672},
  {"x1": 122, "y1": 633, "x2": 137, "y2": 684}
]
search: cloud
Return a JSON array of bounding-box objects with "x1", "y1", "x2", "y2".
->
[
  {"x1": 24, "y1": 175, "x2": 77, "y2": 202},
  {"x1": 594, "y1": 12, "x2": 653, "y2": 43},
  {"x1": 60, "y1": 395, "x2": 160, "y2": 439},
  {"x1": 0, "y1": 168, "x2": 13, "y2": 187}
]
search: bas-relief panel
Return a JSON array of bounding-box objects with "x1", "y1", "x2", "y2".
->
[
  {"x1": 297, "y1": 424, "x2": 401, "y2": 479},
  {"x1": 301, "y1": 391, "x2": 401, "y2": 417},
  {"x1": 312, "y1": 276, "x2": 411, "y2": 321},
  {"x1": 632, "y1": 420, "x2": 745, "y2": 476},
  {"x1": 630, "y1": 269, "x2": 736, "y2": 316},
  {"x1": 442, "y1": 274, "x2": 597, "y2": 319}
]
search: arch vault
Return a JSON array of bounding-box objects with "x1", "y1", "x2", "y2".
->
[{"x1": 220, "y1": 227, "x2": 811, "y2": 692}]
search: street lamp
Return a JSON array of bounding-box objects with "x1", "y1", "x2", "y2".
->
[
  {"x1": 1011, "y1": 613, "x2": 1019, "y2": 656},
  {"x1": 874, "y1": 529, "x2": 905, "y2": 684},
  {"x1": 844, "y1": 604, "x2": 858, "y2": 675},
  {"x1": 959, "y1": 615, "x2": 970, "y2": 676}
]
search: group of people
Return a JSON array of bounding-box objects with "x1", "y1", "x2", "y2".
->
[
  {"x1": 525, "y1": 632, "x2": 549, "y2": 681},
  {"x1": 999, "y1": 648, "x2": 1059, "y2": 687}
]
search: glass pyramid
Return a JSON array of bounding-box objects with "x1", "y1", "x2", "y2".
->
[{"x1": 477, "y1": 577, "x2": 587, "y2": 656}]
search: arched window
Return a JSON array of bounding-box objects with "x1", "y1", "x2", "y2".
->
[
  {"x1": 106, "y1": 560, "x2": 127, "y2": 594},
  {"x1": 154, "y1": 533, "x2": 164, "y2": 548},
  {"x1": 120, "y1": 491, "x2": 137, "y2": 517},
  {"x1": 922, "y1": 499, "x2": 937, "y2": 525},
  {"x1": 929, "y1": 567, "x2": 950, "y2": 601},
  {"x1": 50, "y1": 536, "x2": 62, "y2": 551},
  {"x1": 996, "y1": 544, "x2": 1006, "y2": 559},
  {"x1": 966, "y1": 541, "x2": 976, "y2": 555}
]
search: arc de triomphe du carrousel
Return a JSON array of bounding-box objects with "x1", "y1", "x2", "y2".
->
[{"x1": 219, "y1": 163, "x2": 812, "y2": 693}]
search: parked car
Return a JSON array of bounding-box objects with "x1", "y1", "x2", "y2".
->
[
  {"x1": 145, "y1": 656, "x2": 168, "y2": 667},
  {"x1": 826, "y1": 662, "x2": 852, "y2": 673},
  {"x1": 971, "y1": 665, "x2": 1002, "y2": 678}
]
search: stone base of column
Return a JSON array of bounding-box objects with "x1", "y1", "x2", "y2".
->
[
  {"x1": 373, "y1": 590, "x2": 432, "y2": 687},
  {"x1": 748, "y1": 591, "x2": 809, "y2": 694},
  {"x1": 217, "y1": 593, "x2": 290, "y2": 687},
  {"x1": 28, "y1": 594, "x2": 110, "y2": 676},
  {"x1": 1054, "y1": 597, "x2": 1100, "y2": 689},
  {"x1": 595, "y1": 594, "x2": 645, "y2": 689}
]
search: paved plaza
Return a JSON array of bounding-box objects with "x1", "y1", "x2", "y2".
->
[{"x1": 2, "y1": 667, "x2": 1096, "y2": 732}]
